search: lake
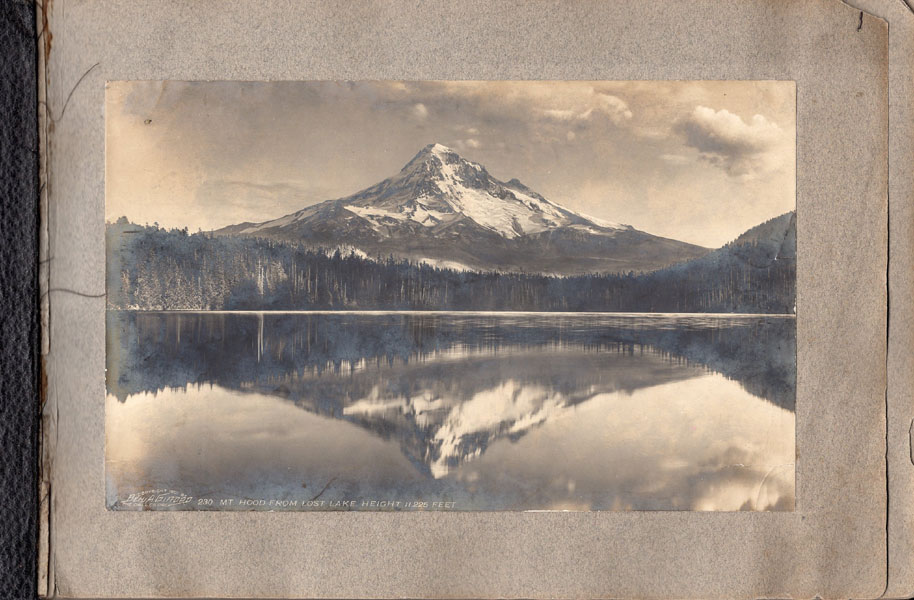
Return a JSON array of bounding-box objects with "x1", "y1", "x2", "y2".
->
[{"x1": 105, "y1": 311, "x2": 795, "y2": 511}]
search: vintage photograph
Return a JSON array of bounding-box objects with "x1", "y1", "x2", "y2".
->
[{"x1": 105, "y1": 80, "x2": 796, "y2": 511}]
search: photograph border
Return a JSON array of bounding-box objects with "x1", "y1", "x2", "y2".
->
[{"x1": 101, "y1": 78, "x2": 800, "y2": 515}]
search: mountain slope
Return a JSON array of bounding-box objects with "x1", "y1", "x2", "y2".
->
[
  {"x1": 216, "y1": 143, "x2": 709, "y2": 275},
  {"x1": 625, "y1": 211, "x2": 797, "y2": 313}
]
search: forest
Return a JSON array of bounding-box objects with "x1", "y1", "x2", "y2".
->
[{"x1": 106, "y1": 217, "x2": 796, "y2": 314}]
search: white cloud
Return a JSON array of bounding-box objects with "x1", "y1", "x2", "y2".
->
[
  {"x1": 596, "y1": 94, "x2": 634, "y2": 123},
  {"x1": 676, "y1": 106, "x2": 788, "y2": 179},
  {"x1": 660, "y1": 153, "x2": 689, "y2": 165},
  {"x1": 454, "y1": 138, "x2": 482, "y2": 150},
  {"x1": 431, "y1": 82, "x2": 634, "y2": 127},
  {"x1": 536, "y1": 93, "x2": 632, "y2": 125},
  {"x1": 412, "y1": 102, "x2": 428, "y2": 120},
  {"x1": 540, "y1": 108, "x2": 589, "y2": 121}
]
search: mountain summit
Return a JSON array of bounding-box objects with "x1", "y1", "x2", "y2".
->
[
  {"x1": 217, "y1": 144, "x2": 709, "y2": 274},
  {"x1": 366, "y1": 143, "x2": 629, "y2": 239}
]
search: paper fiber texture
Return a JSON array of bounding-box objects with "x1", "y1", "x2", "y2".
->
[
  {"x1": 40, "y1": 0, "x2": 891, "y2": 597},
  {"x1": 844, "y1": 1, "x2": 914, "y2": 598}
]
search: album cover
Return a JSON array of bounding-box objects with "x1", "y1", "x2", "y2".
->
[{"x1": 33, "y1": 1, "x2": 913, "y2": 598}]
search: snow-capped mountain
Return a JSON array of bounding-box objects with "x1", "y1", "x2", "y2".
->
[{"x1": 217, "y1": 143, "x2": 709, "y2": 274}]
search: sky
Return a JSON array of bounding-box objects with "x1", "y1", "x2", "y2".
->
[{"x1": 106, "y1": 80, "x2": 795, "y2": 248}]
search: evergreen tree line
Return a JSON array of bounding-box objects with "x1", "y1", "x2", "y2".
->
[{"x1": 107, "y1": 221, "x2": 795, "y2": 313}]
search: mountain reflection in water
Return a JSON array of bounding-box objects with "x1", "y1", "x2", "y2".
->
[{"x1": 106, "y1": 311, "x2": 795, "y2": 511}]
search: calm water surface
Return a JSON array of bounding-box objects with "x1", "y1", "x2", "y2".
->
[{"x1": 106, "y1": 311, "x2": 795, "y2": 511}]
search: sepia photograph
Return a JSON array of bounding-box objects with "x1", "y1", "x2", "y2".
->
[{"x1": 104, "y1": 80, "x2": 796, "y2": 512}]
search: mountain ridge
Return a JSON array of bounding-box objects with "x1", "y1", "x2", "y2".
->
[{"x1": 215, "y1": 143, "x2": 709, "y2": 275}]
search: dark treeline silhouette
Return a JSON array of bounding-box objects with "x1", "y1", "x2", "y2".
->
[
  {"x1": 107, "y1": 212, "x2": 795, "y2": 314},
  {"x1": 107, "y1": 311, "x2": 796, "y2": 412}
]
